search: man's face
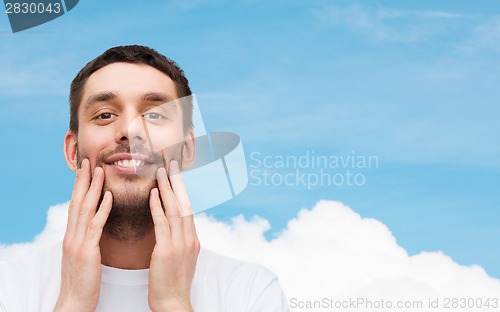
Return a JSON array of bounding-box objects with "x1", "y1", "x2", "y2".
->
[{"x1": 64, "y1": 63, "x2": 193, "y2": 238}]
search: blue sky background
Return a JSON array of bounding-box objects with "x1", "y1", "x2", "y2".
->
[{"x1": 0, "y1": 0, "x2": 499, "y2": 278}]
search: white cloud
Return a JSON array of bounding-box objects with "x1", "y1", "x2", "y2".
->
[
  {"x1": 1, "y1": 200, "x2": 499, "y2": 311},
  {"x1": 197, "y1": 202, "x2": 500, "y2": 305},
  {"x1": 0, "y1": 202, "x2": 68, "y2": 260}
]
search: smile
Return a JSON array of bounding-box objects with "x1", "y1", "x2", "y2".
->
[
  {"x1": 113, "y1": 159, "x2": 145, "y2": 168},
  {"x1": 105, "y1": 153, "x2": 155, "y2": 175}
]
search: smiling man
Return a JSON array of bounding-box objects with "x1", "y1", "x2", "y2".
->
[{"x1": 0, "y1": 45, "x2": 289, "y2": 312}]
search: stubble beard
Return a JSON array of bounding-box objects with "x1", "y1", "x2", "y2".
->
[
  {"x1": 77, "y1": 144, "x2": 159, "y2": 242},
  {"x1": 100, "y1": 177, "x2": 155, "y2": 242},
  {"x1": 76, "y1": 140, "x2": 185, "y2": 241}
]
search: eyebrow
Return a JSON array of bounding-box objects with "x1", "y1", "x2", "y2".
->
[
  {"x1": 84, "y1": 92, "x2": 117, "y2": 111},
  {"x1": 143, "y1": 92, "x2": 178, "y2": 112},
  {"x1": 143, "y1": 92, "x2": 175, "y2": 103},
  {"x1": 83, "y1": 91, "x2": 176, "y2": 111}
]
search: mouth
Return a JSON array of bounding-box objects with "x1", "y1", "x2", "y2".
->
[
  {"x1": 105, "y1": 153, "x2": 158, "y2": 175},
  {"x1": 112, "y1": 159, "x2": 145, "y2": 168}
]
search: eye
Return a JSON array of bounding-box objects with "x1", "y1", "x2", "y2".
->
[
  {"x1": 96, "y1": 112, "x2": 117, "y2": 120},
  {"x1": 143, "y1": 112, "x2": 166, "y2": 120}
]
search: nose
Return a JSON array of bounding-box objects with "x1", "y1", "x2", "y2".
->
[{"x1": 115, "y1": 112, "x2": 147, "y2": 146}]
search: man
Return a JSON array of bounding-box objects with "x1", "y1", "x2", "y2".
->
[{"x1": 0, "y1": 45, "x2": 290, "y2": 311}]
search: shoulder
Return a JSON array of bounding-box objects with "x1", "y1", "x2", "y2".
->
[
  {"x1": 192, "y1": 248, "x2": 290, "y2": 312},
  {"x1": 196, "y1": 247, "x2": 277, "y2": 280}
]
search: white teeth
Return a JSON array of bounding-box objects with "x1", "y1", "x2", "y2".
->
[{"x1": 114, "y1": 159, "x2": 144, "y2": 167}]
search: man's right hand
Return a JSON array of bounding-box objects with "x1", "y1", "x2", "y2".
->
[{"x1": 54, "y1": 159, "x2": 113, "y2": 312}]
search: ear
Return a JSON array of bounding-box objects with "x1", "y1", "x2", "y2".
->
[
  {"x1": 181, "y1": 129, "x2": 196, "y2": 171},
  {"x1": 64, "y1": 130, "x2": 78, "y2": 172}
]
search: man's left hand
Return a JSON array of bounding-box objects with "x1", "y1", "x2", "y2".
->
[{"x1": 148, "y1": 160, "x2": 200, "y2": 312}]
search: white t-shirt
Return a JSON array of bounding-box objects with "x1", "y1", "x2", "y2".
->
[{"x1": 0, "y1": 242, "x2": 290, "y2": 311}]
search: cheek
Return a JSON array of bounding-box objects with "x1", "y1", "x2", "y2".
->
[
  {"x1": 77, "y1": 135, "x2": 106, "y2": 162},
  {"x1": 147, "y1": 125, "x2": 185, "y2": 152}
]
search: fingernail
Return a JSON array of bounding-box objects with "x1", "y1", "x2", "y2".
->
[
  {"x1": 103, "y1": 191, "x2": 111, "y2": 201},
  {"x1": 169, "y1": 160, "x2": 179, "y2": 175},
  {"x1": 81, "y1": 158, "x2": 88, "y2": 169},
  {"x1": 151, "y1": 188, "x2": 158, "y2": 196},
  {"x1": 156, "y1": 167, "x2": 167, "y2": 180},
  {"x1": 94, "y1": 167, "x2": 101, "y2": 177}
]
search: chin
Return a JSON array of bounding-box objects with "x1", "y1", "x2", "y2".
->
[
  {"x1": 102, "y1": 181, "x2": 156, "y2": 241},
  {"x1": 105, "y1": 180, "x2": 155, "y2": 206}
]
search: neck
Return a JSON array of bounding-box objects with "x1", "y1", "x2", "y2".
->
[{"x1": 100, "y1": 230, "x2": 156, "y2": 269}]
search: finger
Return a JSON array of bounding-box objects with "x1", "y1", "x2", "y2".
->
[
  {"x1": 84, "y1": 191, "x2": 113, "y2": 247},
  {"x1": 156, "y1": 167, "x2": 178, "y2": 215},
  {"x1": 67, "y1": 158, "x2": 91, "y2": 236},
  {"x1": 75, "y1": 166, "x2": 105, "y2": 241},
  {"x1": 168, "y1": 161, "x2": 197, "y2": 239},
  {"x1": 149, "y1": 188, "x2": 171, "y2": 245},
  {"x1": 156, "y1": 167, "x2": 183, "y2": 239},
  {"x1": 183, "y1": 213, "x2": 197, "y2": 244},
  {"x1": 168, "y1": 160, "x2": 193, "y2": 217}
]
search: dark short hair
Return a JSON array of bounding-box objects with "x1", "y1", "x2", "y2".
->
[{"x1": 69, "y1": 45, "x2": 193, "y2": 134}]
